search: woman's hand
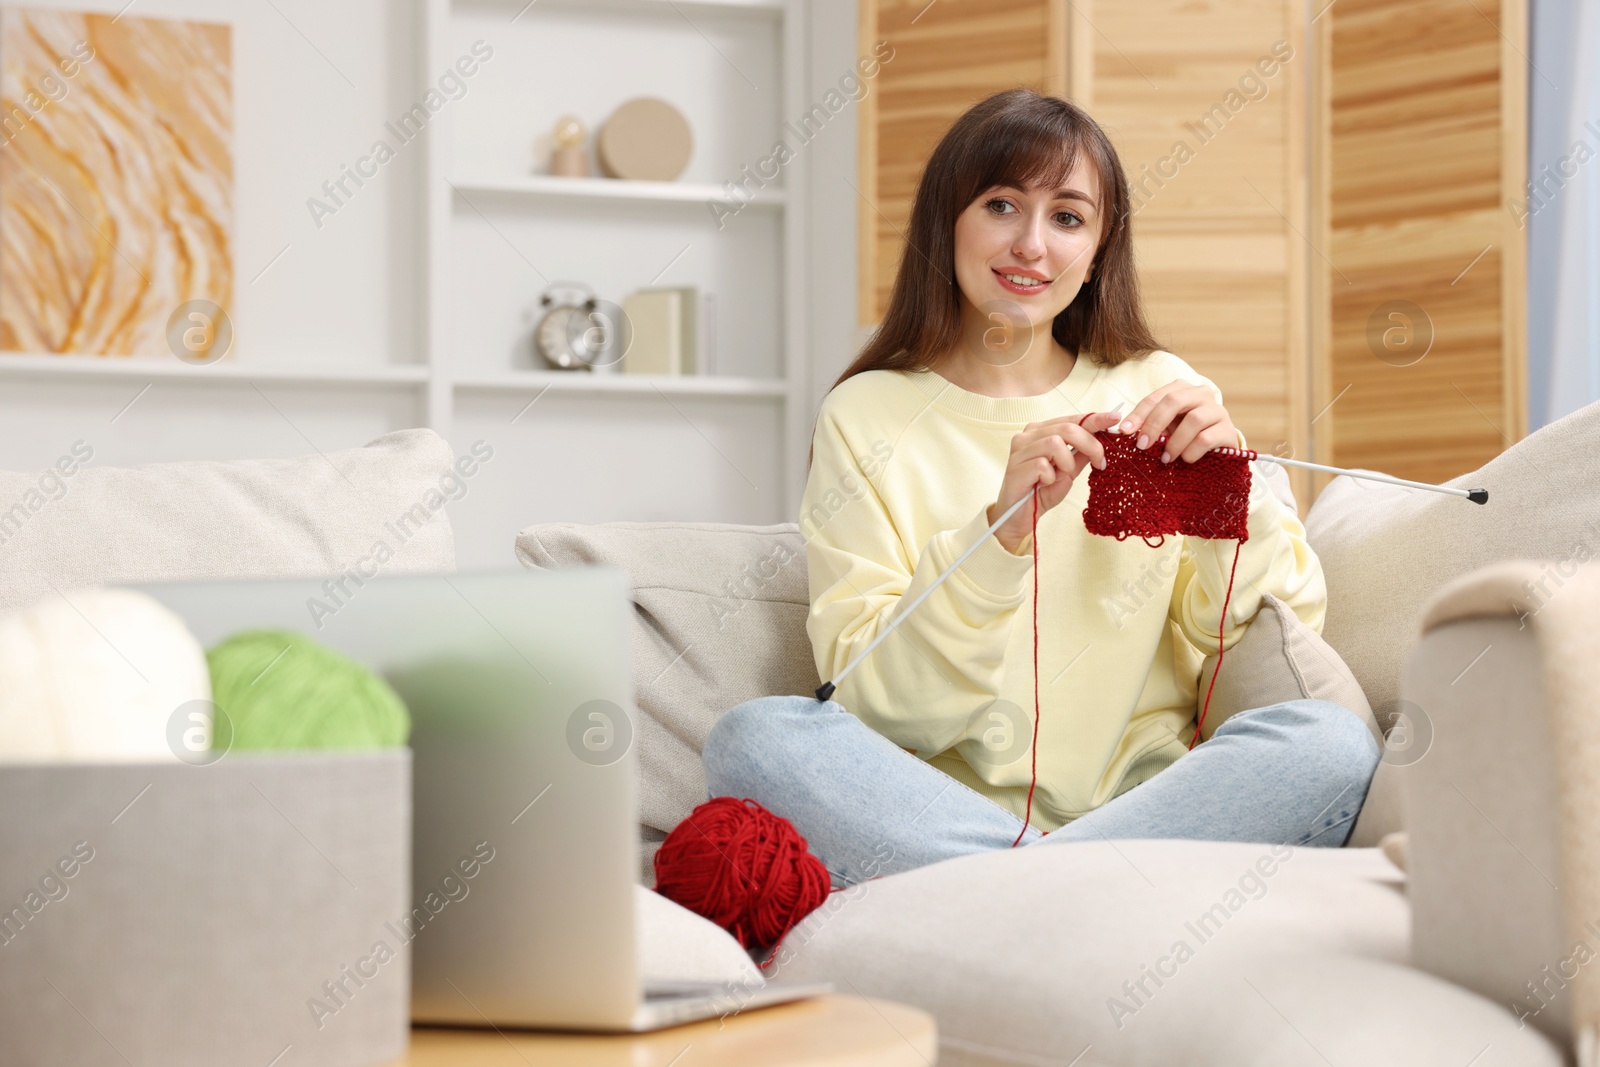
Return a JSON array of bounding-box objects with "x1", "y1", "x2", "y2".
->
[
  {"x1": 1113, "y1": 381, "x2": 1239, "y2": 464},
  {"x1": 987, "y1": 411, "x2": 1123, "y2": 554}
]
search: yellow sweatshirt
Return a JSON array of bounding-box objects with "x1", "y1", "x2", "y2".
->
[{"x1": 800, "y1": 349, "x2": 1327, "y2": 832}]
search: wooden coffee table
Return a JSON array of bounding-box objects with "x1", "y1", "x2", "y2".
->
[{"x1": 393, "y1": 993, "x2": 937, "y2": 1066}]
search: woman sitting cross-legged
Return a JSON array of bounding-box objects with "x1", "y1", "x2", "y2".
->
[{"x1": 702, "y1": 88, "x2": 1379, "y2": 891}]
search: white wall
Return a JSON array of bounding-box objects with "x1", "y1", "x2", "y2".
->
[{"x1": 807, "y1": 0, "x2": 868, "y2": 406}]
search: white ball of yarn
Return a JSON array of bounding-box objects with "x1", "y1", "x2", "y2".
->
[{"x1": 0, "y1": 587, "x2": 211, "y2": 762}]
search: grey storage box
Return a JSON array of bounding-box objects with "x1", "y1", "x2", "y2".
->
[{"x1": 0, "y1": 750, "x2": 410, "y2": 1067}]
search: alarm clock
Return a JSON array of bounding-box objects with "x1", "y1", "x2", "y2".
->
[{"x1": 532, "y1": 282, "x2": 620, "y2": 371}]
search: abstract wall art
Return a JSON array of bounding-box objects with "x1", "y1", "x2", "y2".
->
[{"x1": 0, "y1": 7, "x2": 232, "y2": 358}]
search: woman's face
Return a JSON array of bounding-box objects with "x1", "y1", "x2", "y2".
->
[{"x1": 951, "y1": 158, "x2": 1103, "y2": 336}]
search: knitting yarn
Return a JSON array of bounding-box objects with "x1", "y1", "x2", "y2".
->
[
  {"x1": 207, "y1": 630, "x2": 409, "y2": 751},
  {"x1": 0, "y1": 587, "x2": 211, "y2": 762},
  {"x1": 653, "y1": 796, "x2": 832, "y2": 957}
]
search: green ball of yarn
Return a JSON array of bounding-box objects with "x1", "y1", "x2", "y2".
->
[{"x1": 206, "y1": 630, "x2": 409, "y2": 751}]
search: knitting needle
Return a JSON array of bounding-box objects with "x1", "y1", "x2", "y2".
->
[
  {"x1": 813, "y1": 403, "x2": 1130, "y2": 703},
  {"x1": 1204, "y1": 446, "x2": 1488, "y2": 504},
  {"x1": 813, "y1": 403, "x2": 1484, "y2": 702},
  {"x1": 814, "y1": 483, "x2": 1039, "y2": 703}
]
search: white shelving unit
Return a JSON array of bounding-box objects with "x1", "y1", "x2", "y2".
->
[{"x1": 426, "y1": 0, "x2": 811, "y2": 518}]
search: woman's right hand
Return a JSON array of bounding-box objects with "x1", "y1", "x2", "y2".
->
[{"x1": 987, "y1": 411, "x2": 1123, "y2": 554}]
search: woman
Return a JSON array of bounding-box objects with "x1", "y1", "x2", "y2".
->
[{"x1": 702, "y1": 88, "x2": 1379, "y2": 890}]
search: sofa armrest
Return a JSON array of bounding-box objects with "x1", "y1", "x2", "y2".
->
[{"x1": 1403, "y1": 558, "x2": 1600, "y2": 1055}]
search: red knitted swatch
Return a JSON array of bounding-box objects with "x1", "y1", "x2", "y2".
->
[{"x1": 1082, "y1": 431, "x2": 1252, "y2": 546}]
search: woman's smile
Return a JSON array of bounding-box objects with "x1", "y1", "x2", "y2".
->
[{"x1": 992, "y1": 268, "x2": 1052, "y2": 294}]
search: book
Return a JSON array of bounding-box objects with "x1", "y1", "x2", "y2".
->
[
  {"x1": 621, "y1": 289, "x2": 681, "y2": 375},
  {"x1": 621, "y1": 286, "x2": 715, "y2": 375}
]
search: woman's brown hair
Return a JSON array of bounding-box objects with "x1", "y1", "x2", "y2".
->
[{"x1": 815, "y1": 88, "x2": 1162, "y2": 467}]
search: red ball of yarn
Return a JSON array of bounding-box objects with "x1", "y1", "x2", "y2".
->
[{"x1": 653, "y1": 796, "x2": 832, "y2": 954}]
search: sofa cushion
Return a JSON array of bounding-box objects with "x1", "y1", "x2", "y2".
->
[
  {"x1": 514, "y1": 521, "x2": 816, "y2": 886},
  {"x1": 1303, "y1": 397, "x2": 1600, "y2": 723},
  {"x1": 766, "y1": 839, "x2": 1561, "y2": 1067},
  {"x1": 0, "y1": 429, "x2": 457, "y2": 615}
]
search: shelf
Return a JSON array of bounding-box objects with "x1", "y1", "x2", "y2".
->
[
  {"x1": 430, "y1": 0, "x2": 810, "y2": 508},
  {"x1": 450, "y1": 174, "x2": 784, "y2": 210},
  {"x1": 0, "y1": 354, "x2": 430, "y2": 387},
  {"x1": 458, "y1": 0, "x2": 784, "y2": 20},
  {"x1": 453, "y1": 371, "x2": 788, "y2": 398},
  {"x1": 0, "y1": 355, "x2": 787, "y2": 398}
]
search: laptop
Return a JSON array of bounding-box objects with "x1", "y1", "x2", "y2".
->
[{"x1": 137, "y1": 567, "x2": 830, "y2": 1032}]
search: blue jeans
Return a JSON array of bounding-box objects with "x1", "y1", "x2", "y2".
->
[{"x1": 701, "y1": 696, "x2": 1381, "y2": 889}]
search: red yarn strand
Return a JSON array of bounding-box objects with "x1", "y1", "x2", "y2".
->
[
  {"x1": 1010, "y1": 487, "x2": 1041, "y2": 848},
  {"x1": 1190, "y1": 539, "x2": 1243, "y2": 750}
]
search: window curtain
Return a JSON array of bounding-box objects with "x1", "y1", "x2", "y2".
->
[{"x1": 1528, "y1": 0, "x2": 1600, "y2": 431}]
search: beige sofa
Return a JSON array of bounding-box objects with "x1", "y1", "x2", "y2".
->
[
  {"x1": 516, "y1": 397, "x2": 1600, "y2": 1066},
  {"x1": 7, "y1": 404, "x2": 1597, "y2": 1065}
]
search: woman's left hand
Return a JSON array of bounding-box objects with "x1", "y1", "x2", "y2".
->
[{"x1": 1112, "y1": 381, "x2": 1239, "y2": 464}]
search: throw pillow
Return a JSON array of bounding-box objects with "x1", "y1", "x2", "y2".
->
[
  {"x1": 0, "y1": 428, "x2": 457, "y2": 614},
  {"x1": 1196, "y1": 591, "x2": 1382, "y2": 747},
  {"x1": 1194, "y1": 590, "x2": 1398, "y2": 847},
  {"x1": 1303, "y1": 397, "x2": 1600, "y2": 728}
]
